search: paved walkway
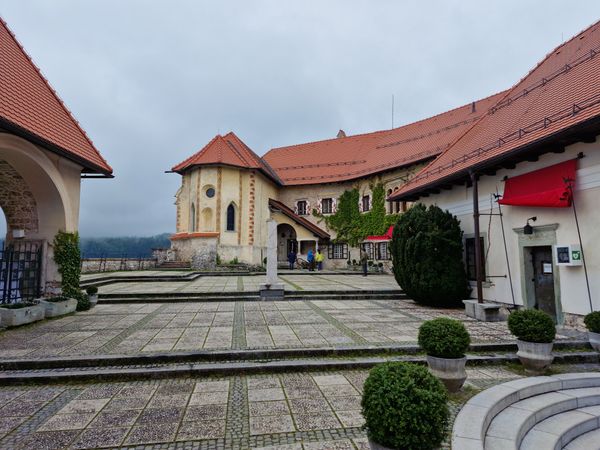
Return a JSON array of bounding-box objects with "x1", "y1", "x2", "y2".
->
[
  {"x1": 1, "y1": 364, "x2": 598, "y2": 449},
  {"x1": 95, "y1": 274, "x2": 401, "y2": 294},
  {"x1": 0, "y1": 299, "x2": 576, "y2": 360}
]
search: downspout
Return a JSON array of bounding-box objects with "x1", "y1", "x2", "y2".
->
[{"x1": 470, "y1": 171, "x2": 484, "y2": 304}]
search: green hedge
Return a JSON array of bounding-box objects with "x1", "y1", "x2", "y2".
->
[
  {"x1": 508, "y1": 309, "x2": 555, "y2": 343},
  {"x1": 584, "y1": 311, "x2": 600, "y2": 333},
  {"x1": 53, "y1": 231, "x2": 81, "y2": 298},
  {"x1": 361, "y1": 362, "x2": 449, "y2": 449},
  {"x1": 418, "y1": 318, "x2": 471, "y2": 358},
  {"x1": 390, "y1": 204, "x2": 470, "y2": 306}
]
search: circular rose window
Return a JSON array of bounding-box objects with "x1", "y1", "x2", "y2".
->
[{"x1": 206, "y1": 188, "x2": 215, "y2": 198}]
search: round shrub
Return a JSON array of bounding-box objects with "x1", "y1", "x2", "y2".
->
[
  {"x1": 86, "y1": 286, "x2": 98, "y2": 295},
  {"x1": 361, "y1": 362, "x2": 449, "y2": 450},
  {"x1": 390, "y1": 204, "x2": 470, "y2": 307},
  {"x1": 584, "y1": 311, "x2": 600, "y2": 333},
  {"x1": 74, "y1": 291, "x2": 91, "y2": 312},
  {"x1": 508, "y1": 309, "x2": 555, "y2": 343},
  {"x1": 418, "y1": 318, "x2": 471, "y2": 358}
]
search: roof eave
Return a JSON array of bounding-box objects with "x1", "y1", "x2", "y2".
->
[
  {"x1": 389, "y1": 116, "x2": 600, "y2": 202},
  {"x1": 0, "y1": 117, "x2": 113, "y2": 176}
]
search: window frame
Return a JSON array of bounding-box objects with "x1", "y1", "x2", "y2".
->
[
  {"x1": 377, "y1": 242, "x2": 391, "y2": 260},
  {"x1": 226, "y1": 203, "x2": 236, "y2": 232},
  {"x1": 296, "y1": 200, "x2": 308, "y2": 216},
  {"x1": 321, "y1": 198, "x2": 333, "y2": 215},
  {"x1": 328, "y1": 243, "x2": 348, "y2": 259},
  {"x1": 465, "y1": 236, "x2": 486, "y2": 281},
  {"x1": 362, "y1": 195, "x2": 370, "y2": 212}
]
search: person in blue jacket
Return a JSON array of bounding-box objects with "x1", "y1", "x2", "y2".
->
[{"x1": 307, "y1": 249, "x2": 315, "y2": 271}]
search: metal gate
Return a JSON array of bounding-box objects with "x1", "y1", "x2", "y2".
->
[{"x1": 0, "y1": 241, "x2": 42, "y2": 304}]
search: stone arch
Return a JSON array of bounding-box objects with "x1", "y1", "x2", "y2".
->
[
  {"x1": 277, "y1": 223, "x2": 297, "y2": 262},
  {"x1": 0, "y1": 133, "x2": 73, "y2": 239},
  {"x1": 201, "y1": 207, "x2": 214, "y2": 232}
]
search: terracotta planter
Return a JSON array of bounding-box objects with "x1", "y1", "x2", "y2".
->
[
  {"x1": 0, "y1": 303, "x2": 45, "y2": 327},
  {"x1": 39, "y1": 298, "x2": 77, "y2": 318},
  {"x1": 516, "y1": 339, "x2": 554, "y2": 373},
  {"x1": 426, "y1": 355, "x2": 467, "y2": 392},
  {"x1": 588, "y1": 331, "x2": 600, "y2": 352}
]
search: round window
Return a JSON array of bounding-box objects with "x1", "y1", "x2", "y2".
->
[{"x1": 206, "y1": 188, "x2": 215, "y2": 198}]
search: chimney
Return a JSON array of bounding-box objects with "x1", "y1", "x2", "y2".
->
[
  {"x1": 471, "y1": 101, "x2": 476, "y2": 113},
  {"x1": 337, "y1": 129, "x2": 346, "y2": 138}
]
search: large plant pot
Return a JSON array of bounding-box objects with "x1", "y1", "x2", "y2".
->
[
  {"x1": 589, "y1": 331, "x2": 600, "y2": 352},
  {"x1": 426, "y1": 355, "x2": 467, "y2": 392},
  {"x1": 39, "y1": 298, "x2": 77, "y2": 318},
  {"x1": 516, "y1": 339, "x2": 554, "y2": 373},
  {"x1": 0, "y1": 304, "x2": 45, "y2": 327},
  {"x1": 88, "y1": 294, "x2": 98, "y2": 308}
]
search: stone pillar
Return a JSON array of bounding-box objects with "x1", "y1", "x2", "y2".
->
[{"x1": 260, "y1": 218, "x2": 284, "y2": 300}]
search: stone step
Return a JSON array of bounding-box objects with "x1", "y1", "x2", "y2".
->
[
  {"x1": 98, "y1": 289, "x2": 405, "y2": 298},
  {"x1": 452, "y1": 373, "x2": 600, "y2": 450},
  {"x1": 0, "y1": 351, "x2": 596, "y2": 385},
  {"x1": 520, "y1": 404, "x2": 600, "y2": 450},
  {"x1": 484, "y1": 387, "x2": 600, "y2": 449},
  {"x1": 563, "y1": 426, "x2": 600, "y2": 449}
]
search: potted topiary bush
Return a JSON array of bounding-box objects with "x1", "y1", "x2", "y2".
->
[
  {"x1": 418, "y1": 318, "x2": 471, "y2": 392},
  {"x1": 74, "y1": 291, "x2": 91, "y2": 312},
  {"x1": 584, "y1": 311, "x2": 600, "y2": 351},
  {"x1": 86, "y1": 286, "x2": 99, "y2": 307},
  {"x1": 39, "y1": 295, "x2": 77, "y2": 318},
  {"x1": 377, "y1": 262, "x2": 384, "y2": 273},
  {"x1": 508, "y1": 309, "x2": 556, "y2": 373},
  {"x1": 362, "y1": 362, "x2": 449, "y2": 450}
]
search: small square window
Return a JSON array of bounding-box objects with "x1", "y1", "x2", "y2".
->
[
  {"x1": 297, "y1": 201, "x2": 307, "y2": 215},
  {"x1": 321, "y1": 198, "x2": 333, "y2": 214}
]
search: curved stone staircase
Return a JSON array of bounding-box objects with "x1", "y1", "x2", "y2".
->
[{"x1": 452, "y1": 372, "x2": 600, "y2": 449}]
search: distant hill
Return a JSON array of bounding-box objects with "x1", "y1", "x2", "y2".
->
[{"x1": 80, "y1": 233, "x2": 171, "y2": 258}]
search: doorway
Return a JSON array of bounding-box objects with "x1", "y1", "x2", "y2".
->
[
  {"x1": 526, "y1": 245, "x2": 557, "y2": 322},
  {"x1": 277, "y1": 224, "x2": 297, "y2": 262}
]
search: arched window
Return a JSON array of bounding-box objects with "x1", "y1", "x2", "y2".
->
[
  {"x1": 190, "y1": 203, "x2": 196, "y2": 232},
  {"x1": 226, "y1": 203, "x2": 236, "y2": 231}
]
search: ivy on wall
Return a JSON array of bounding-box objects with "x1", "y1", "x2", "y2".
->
[
  {"x1": 314, "y1": 183, "x2": 399, "y2": 246},
  {"x1": 53, "y1": 231, "x2": 82, "y2": 298}
]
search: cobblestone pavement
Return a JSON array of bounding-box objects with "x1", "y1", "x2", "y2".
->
[
  {"x1": 0, "y1": 366, "x2": 524, "y2": 449},
  {"x1": 0, "y1": 299, "x2": 541, "y2": 359},
  {"x1": 95, "y1": 274, "x2": 401, "y2": 294}
]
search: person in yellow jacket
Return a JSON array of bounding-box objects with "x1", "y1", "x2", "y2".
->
[{"x1": 315, "y1": 249, "x2": 324, "y2": 271}]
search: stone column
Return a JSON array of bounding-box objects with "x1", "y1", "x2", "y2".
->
[{"x1": 260, "y1": 218, "x2": 284, "y2": 300}]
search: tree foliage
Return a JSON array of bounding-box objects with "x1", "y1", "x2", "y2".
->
[
  {"x1": 390, "y1": 204, "x2": 470, "y2": 306},
  {"x1": 317, "y1": 183, "x2": 398, "y2": 246}
]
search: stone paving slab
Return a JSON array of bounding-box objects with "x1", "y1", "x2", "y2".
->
[
  {"x1": 0, "y1": 299, "x2": 545, "y2": 360},
  {"x1": 96, "y1": 274, "x2": 401, "y2": 294},
  {"x1": 0, "y1": 366, "x2": 522, "y2": 449}
]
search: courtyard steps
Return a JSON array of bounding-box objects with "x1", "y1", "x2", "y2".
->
[
  {"x1": 157, "y1": 261, "x2": 191, "y2": 269},
  {"x1": 0, "y1": 341, "x2": 595, "y2": 385},
  {"x1": 452, "y1": 373, "x2": 600, "y2": 449},
  {"x1": 97, "y1": 289, "x2": 407, "y2": 303}
]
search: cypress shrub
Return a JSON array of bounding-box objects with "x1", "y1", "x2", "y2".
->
[{"x1": 390, "y1": 204, "x2": 470, "y2": 306}]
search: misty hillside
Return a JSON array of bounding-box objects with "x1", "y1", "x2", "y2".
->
[{"x1": 80, "y1": 233, "x2": 171, "y2": 258}]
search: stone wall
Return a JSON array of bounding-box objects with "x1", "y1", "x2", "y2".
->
[
  {"x1": 81, "y1": 258, "x2": 157, "y2": 273},
  {"x1": 0, "y1": 159, "x2": 38, "y2": 234}
]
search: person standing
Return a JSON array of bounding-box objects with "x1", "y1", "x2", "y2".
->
[
  {"x1": 307, "y1": 249, "x2": 315, "y2": 271},
  {"x1": 360, "y1": 248, "x2": 369, "y2": 277},
  {"x1": 287, "y1": 249, "x2": 297, "y2": 270},
  {"x1": 316, "y1": 249, "x2": 324, "y2": 271}
]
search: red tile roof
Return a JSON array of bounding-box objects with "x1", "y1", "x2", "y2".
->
[
  {"x1": 262, "y1": 92, "x2": 506, "y2": 185},
  {"x1": 0, "y1": 18, "x2": 112, "y2": 175},
  {"x1": 391, "y1": 20, "x2": 600, "y2": 201},
  {"x1": 172, "y1": 131, "x2": 282, "y2": 184},
  {"x1": 268, "y1": 198, "x2": 330, "y2": 239}
]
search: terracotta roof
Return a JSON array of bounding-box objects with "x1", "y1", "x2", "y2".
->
[
  {"x1": 172, "y1": 131, "x2": 282, "y2": 184},
  {"x1": 0, "y1": 17, "x2": 112, "y2": 175},
  {"x1": 268, "y1": 198, "x2": 330, "y2": 239},
  {"x1": 262, "y1": 92, "x2": 506, "y2": 185},
  {"x1": 391, "y1": 20, "x2": 600, "y2": 201}
]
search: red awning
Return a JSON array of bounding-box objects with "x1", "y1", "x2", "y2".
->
[
  {"x1": 365, "y1": 225, "x2": 394, "y2": 241},
  {"x1": 498, "y1": 159, "x2": 577, "y2": 208}
]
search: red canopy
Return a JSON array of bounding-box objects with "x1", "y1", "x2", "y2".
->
[
  {"x1": 365, "y1": 225, "x2": 394, "y2": 241},
  {"x1": 498, "y1": 159, "x2": 576, "y2": 208}
]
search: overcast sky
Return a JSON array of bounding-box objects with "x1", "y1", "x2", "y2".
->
[{"x1": 1, "y1": 1, "x2": 600, "y2": 237}]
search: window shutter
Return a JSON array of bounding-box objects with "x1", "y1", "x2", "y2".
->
[
  {"x1": 332, "y1": 198, "x2": 337, "y2": 213},
  {"x1": 294, "y1": 202, "x2": 298, "y2": 214}
]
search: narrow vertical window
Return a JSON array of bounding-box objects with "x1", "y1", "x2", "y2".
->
[
  {"x1": 190, "y1": 203, "x2": 196, "y2": 232},
  {"x1": 226, "y1": 203, "x2": 235, "y2": 231}
]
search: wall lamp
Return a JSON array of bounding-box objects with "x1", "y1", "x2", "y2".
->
[{"x1": 523, "y1": 216, "x2": 537, "y2": 235}]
